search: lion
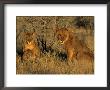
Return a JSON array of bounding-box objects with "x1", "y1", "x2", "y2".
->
[
  {"x1": 22, "y1": 32, "x2": 40, "y2": 61},
  {"x1": 55, "y1": 28, "x2": 94, "y2": 63}
]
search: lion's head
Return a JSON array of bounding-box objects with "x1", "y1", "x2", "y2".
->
[
  {"x1": 55, "y1": 28, "x2": 69, "y2": 44},
  {"x1": 23, "y1": 32, "x2": 37, "y2": 52}
]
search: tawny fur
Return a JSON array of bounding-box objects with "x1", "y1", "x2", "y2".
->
[
  {"x1": 55, "y1": 28, "x2": 94, "y2": 63},
  {"x1": 22, "y1": 32, "x2": 40, "y2": 61}
]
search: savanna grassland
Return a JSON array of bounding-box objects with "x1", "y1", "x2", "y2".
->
[{"x1": 16, "y1": 16, "x2": 94, "y2": 74}]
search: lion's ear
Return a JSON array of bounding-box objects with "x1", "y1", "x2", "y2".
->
[
  {"x1": 27, "y1": 41, "x2": 29, "y2": 44},
  {"x1": 64, "y1": 27, "x2": 68, "y2": 31},
  {"x1": 61, "y1": 27, "x2": 68, "y2": 31}
]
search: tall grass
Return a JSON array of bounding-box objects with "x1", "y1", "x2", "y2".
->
[
  {"x1": 16, "y1": 51, "x2": 94, "y2": 74},
  {"x1": 16, "y1": 16, "x2": 94, "y2": 74}
]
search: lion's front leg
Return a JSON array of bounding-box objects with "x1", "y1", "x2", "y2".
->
[
  {"x1": 67, "y1": 52, "x2": 73, "y2": 65},
  {"x1": 67, "y1": 48, "x2": 76, "y2": 63},
  {"x1": 32, "y1": 50, "x2": 36, "y2": 59},
  {"x1": 68, "y1": 51, "x2": 73, "y2": 61}
]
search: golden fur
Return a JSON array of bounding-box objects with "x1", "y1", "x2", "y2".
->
[
  {"x1": 22, "y1": 32, "x2": 40, "y2": 61},
  {"x1": 55, "y1": 28, "x2": 94, "y2": 62}
]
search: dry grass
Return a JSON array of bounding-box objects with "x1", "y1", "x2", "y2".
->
[
  {"x1": 16, "y1": 52, "x2": 94, "y2": 74},
  {"x1": 16, "y1": 16, "x2": 94, "y2": 74}
]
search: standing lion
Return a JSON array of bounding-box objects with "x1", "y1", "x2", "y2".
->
[{"x1": 55, "y1": 28, "x2": 94, "y2": 63}]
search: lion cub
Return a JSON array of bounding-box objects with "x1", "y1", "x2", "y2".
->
[
  {"x1": 55, "y1": 28, "x2": 94, "y2": 63},
  {"x1": 22, "y1": 32, "x2": 40, "y2": 61}
]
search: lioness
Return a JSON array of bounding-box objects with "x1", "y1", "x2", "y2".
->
[
  {"x1": 55, "y1": 28, "x2": 94, "y2": 63},
  {"x1": 22, "y1": 32, "x2": 40, "y2": 61}
]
